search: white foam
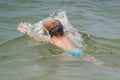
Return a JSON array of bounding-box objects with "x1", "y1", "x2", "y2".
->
[{"x1": 18, "y1": 10, "x2": 83, "y2": 48}]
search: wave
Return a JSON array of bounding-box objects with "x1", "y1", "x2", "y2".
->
[
  {"x1": 90, "y1": 35, "x2": 120, "y2": 48},
  {"x1": 1, "y1": 30, "x2": 119, "y2": 56},
  {"x1": 80, "y1": 31, "x2": 120, "y2": 54},
  {"x1": 0, "y1": 36, "x2": 28, "y2": 47}
]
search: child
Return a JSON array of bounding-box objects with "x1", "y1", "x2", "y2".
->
[
  {"x1": 18, "y1": 19, "x2": 103, "y2": 66},
  {"x1": 18, "y1": 19, "x2": 84, "y2": 57}
]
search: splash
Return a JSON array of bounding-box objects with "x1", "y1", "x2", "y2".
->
[{"x1": 18, "y1": 10, "x2": 83, "y2": 48}]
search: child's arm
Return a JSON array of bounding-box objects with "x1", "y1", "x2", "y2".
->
[{"x1": 18, "y1": 22, "x2": 50, "y2": 41}]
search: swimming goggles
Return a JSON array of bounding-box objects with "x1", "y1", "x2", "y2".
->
[{"x1": 49, "y1": 24, "x2": 63, "y2": 34}]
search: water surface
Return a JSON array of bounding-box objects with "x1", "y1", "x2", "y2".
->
[{"x1": 0, "y1": 0, "x2": 120, "y2": 80}]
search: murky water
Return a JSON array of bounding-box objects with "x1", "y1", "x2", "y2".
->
[{"x1": 0, "y1": 0, "x2": 120, "y2": 80}]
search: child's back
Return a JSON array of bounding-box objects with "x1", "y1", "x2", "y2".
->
[{"x1": 51, "y1": 35, "x2": 75, "y2": 50}]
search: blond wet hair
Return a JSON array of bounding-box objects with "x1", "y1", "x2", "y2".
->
[{"x1": 44, "y1": 19, "x2": 64, "y2": 37}]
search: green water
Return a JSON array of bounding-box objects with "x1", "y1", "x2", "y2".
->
[{"x1": 0, "y1": 0, "x2": 120, "y2": 80}]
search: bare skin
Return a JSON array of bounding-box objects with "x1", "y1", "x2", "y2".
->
[
  {"x1": 18, "y1": 22, "x2": 75, "y2": 50},
  {"x1": 51, "y1": 36, "x2": 75, "y2": 50}
]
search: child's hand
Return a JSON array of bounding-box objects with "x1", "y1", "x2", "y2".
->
[{"x1": 18, "y1": 22, "x2": 29, "y2": 33}]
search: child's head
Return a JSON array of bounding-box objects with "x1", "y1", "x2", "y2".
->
[{"x1": 44, "y1": 19, "x2": 64, "y2": 37}]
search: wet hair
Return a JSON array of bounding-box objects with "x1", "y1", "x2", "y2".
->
[{"x1": 44, "y1": 19, "x2": 64, "y2": 37}]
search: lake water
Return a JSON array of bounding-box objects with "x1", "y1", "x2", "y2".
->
[{"x1": 0, "y1": 0, "x2": 120, "y2": 80}]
